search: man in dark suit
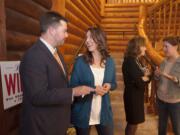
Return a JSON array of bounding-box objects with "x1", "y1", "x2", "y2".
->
[{"x1": 19, "y1": 11, "x2": 92, "y2": 135}]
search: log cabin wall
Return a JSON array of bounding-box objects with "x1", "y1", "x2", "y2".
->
[
  {"x1": 146, "y1": 0, "x2": 180, "y2": 46},
  {"x1": 0, "y1": 0, "x2": 7, "y2": 60},
  {"x1": 5, "y1": 0, "x2": 52, "y2": 60},
  {"x1": 5, "y1": 0, "x2": 101, "y2": 66},
  {"x1": 1, "y1": 1, "x2": 101, "y2": 135},
  {"x1": 1, "y1": 1, "x2": 179, "y2": 135},
  {"x1": 1, "y1": 1, "x2": 52, "y2": 135},
  {"x1": 106, "y1": 0, "x2": 160, "y2": 4},
  {"x1": 0, "y1": 1, "x2": 7, "y2": 135},
  {"x1": 62, "y1": 0, "x2": 101, "y2": 68}
]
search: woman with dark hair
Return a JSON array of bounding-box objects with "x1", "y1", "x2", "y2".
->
[
  {"x1": 122, "y1": 36, "x2": 151, "y2": 135},
  {"x1": 70, "y1": 27, "x2": 117, "y2": 135},
  {"x1": 155, "y1": 36, "x2": 180, "y2": 135}
]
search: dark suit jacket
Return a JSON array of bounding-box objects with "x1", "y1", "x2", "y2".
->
[{"x1": 19, "y1": 40, "x2": 72, "y2": 135}]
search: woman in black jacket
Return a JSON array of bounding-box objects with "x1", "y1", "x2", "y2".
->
[{"x1": 122, "y1": 36, "x2": 151, "y2": 135}]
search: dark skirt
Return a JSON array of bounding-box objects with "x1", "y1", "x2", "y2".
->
[{"x1": 123, "y1": 89, "x2": 145, "y2": 124}]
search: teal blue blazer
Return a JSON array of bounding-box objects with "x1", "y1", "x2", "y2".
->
[{"x1": 69, "y1": 56, "x2": 117, "y2": 128}]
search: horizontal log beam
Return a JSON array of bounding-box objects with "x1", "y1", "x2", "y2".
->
[
  {"x1": 106, "y1": 31, "x2": 138, "y2": 35},
  {"x1": 64, "y1": 54, "x2": 74, "y2": 65},
  {"x1": 5, "y1": 0, "x2": 47, "y2": 20},
  {"x1": 104, "y1": 7, "x2": 139, "y2": 12},
  {"x1": 105, "y1": 3, "x2": 141, "y2": 7},
  {"x1": 107, "y1": 35, "x2": 135, "y2": 40},
  {"x1": 71, "y1": 0, "x2": 99, "y2": 25},
  {"x1": 104, "y1": 12, "x2": 139, "y2": 17},
  {"x1": 51, "y1": 0, "x2": 65, "y2": 16},
  {"x1": 0, "y1": 0, "x2": 7, "y2": 60},
  {"x1": 6, "y1": 8, "x2": 40, "y2": 35},
  {"x1": 89, "y1": 0, "x2": 100, "y2": 13},
  {"x1": 81, "y1": 0, "x2": 101, "y2": 23},
  {"x1": 94, "y1": 0, "x2": 101, "y2": 11},
  {"x1": 101, "y1": 18, "x2": 138, "y2": 24},
  {"x1": 66, "y1": 0, "x2": 94, "y2": 27},
  {"x1": 68, "y1": 23, "x2": 85, "y2": 38},
  {"x1": 66, "y1": 33, "x2": 83, "y2": 45},
  {"x1": 108, "y1": 46, "x2": 126, "y2": 52},
  {"x1": 97, "y1": 0, "x2": 101, "y2": 5},
  {"x1": 61, "y1": 44, "x2": 80, "y2": 55},
  {"x1": 65, "y1": 10, "x2": 88, "y2": 31},
  {"x1": 104, "y1": 28, "x2": 137, "y2": 32},
  {"x1": 6, "y1": 30, "x2": 37, "y2": 51},
  {"x1": 107, "y1": 40, "x2": 129, "y2": 45},
  {"x1": 32, "y1": 0, "x2": 52, "y2": 9},
  {"x1": 7, "y1": 51, "x2": 22, "y2": 60},
  {"x1": 101, "y1": 23, "x2": 137, "y2": 29}
]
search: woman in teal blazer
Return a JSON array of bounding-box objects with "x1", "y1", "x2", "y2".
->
[{"x1": 70, "y1": 27, "x2": 117, "y2": 135}]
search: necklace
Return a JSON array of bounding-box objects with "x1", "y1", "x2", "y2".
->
[{"x1": 136, "y1": 58, "x2": 147, "y2": 73}]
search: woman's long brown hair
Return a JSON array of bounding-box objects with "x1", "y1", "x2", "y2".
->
[
  {"x1": 124, "y1": 36, "x2": 146, "y2": 58},
  {"x1": 83, "y1": 27, "x2": 110, "y2": 66}
]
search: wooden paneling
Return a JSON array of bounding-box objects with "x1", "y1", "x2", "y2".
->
[
  {"x1": 71, "y1": 0, "x2": 99, "y2": 25},
  {"x1": 102, "y1": 18, "x2": 138, "y2": 23},
  {"x1": 146, "y1": 0, "x2": 180, "y2": 42},
  {"x1": 6, "y1": 8, "x2": 40, "y2": 36},
  {"x1": 102, "y1": 23, "x2": 137, "y2": 29},
  {"x1": 32, "y1": 0, "x2": 52, "y2": 9},
  {"x1": 104, "y1": 12, "x2": 139, "y2": 17},
  {"x1": 0, "y1": 1, "x2": 7, "y2": 135},
  {"x1": 68, "y1": 23, "x2": 85, "y2": 38},
  {"x1": 5, "y1": 0, "x2": 47, "y2": 20},
  {"x1": 66, "y1": 1, "x2": 94, "y2": 26},
  {"x1": 65, "y1": 11, "x2": 88, "y2": 31},
  {"x1": 106, "y1": 0, "x2": 160, "y2": 4},
  {"x1": 62, "y1": 44, "x2": 81, "y2": 54},
  {"x1": 4, "y1": 107, "x2": 21, "y2": 135},
  {"x1": 62, "y1": 0, "x2": 101, "y2": 66},
  {"x1": 89, "y1": 0, "x2": 100, "y2": 14},
  {"x1": 1, "y1": 1, "x2": 52, "y2": 135},
  {"x1": 0, "y1": 0, "x2": 7, "y2": 60},
  {"x1": 6, "y1": 30, "x2": 37, "y2": 51},
  {"x1": 5, "y1": 5, "x2": 39, "y2": 55},
  {"x1": 95, "y1": 0, "x2": 101, "y2": 11},
  {"x1": 51, "y1": 0, "x2": 65, "y2": 15},
  {"x1": 81, "y1": 0, "x2": 101, "y2": 22},
  {"x1": 66, "y1": 33, "x2": 83, "y2": 45},
  {"x1": 4, "y1": 0, "x2": 102, "y2": 67},
  {"x1": 5, "y1": 0, "x2": 52, "y2": 58}
]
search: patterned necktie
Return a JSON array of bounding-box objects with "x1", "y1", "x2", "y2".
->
[{"x1": 53, "y1": 51, "x2": 66, "y2": 76}]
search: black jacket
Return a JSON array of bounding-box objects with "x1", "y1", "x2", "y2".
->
[{"x1": 19, "y1": 40, "x2": 72, "y2": 135}]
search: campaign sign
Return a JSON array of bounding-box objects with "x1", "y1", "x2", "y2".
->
[{"x1": 0, "y1": 61, "x2": 23, "y2": 110}]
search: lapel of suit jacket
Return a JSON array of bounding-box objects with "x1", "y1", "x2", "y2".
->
[{"x1": 37, "y1": 40, "x2": 68, "y2": 81}]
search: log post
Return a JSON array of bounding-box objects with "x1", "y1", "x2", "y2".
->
[
  {"x1": 101, "y1": 0, "x2": 105, "y2": 16},
  {"x1": 51, "y1": 0, "x2": 65, "y2": 16},
  {"x1": 51, "y1": 0, "x2": 66, "y2": 55},
  {"x1": 0, "y1": 0, "x2": 7, "y2": 60},
  {"x1": 0, "y1": 0, "x2": 7, "y2": 135}
]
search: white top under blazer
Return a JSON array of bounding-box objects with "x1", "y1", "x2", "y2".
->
[{"x1": 89, "y1": 66, "x2": 105, "y2": 125}]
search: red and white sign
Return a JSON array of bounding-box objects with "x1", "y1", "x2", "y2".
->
[{"x1": 0, "y1": 61, "x2": 23, "y2": 110}]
